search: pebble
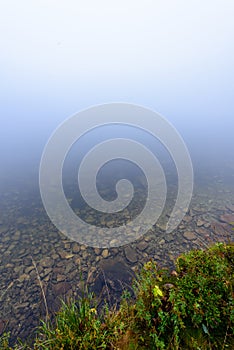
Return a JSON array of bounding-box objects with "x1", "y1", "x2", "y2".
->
[
  {"x1": 109, "y1": 239, "x2": 119, "y2": 246},
  {"x1": 72, "y1": 244, "x2": 80, "y2": 253},
  {"x1": 197, "y1": 219, "x2": 206, "y2": 227},
  {"x1": 102, "y1": 249, "x2": 109, "y2": 258},
  {"x1": 183, "y1": 231, "x2": 197, "y2": 240},
  {"x1": 124, "y1": 246, "x2": 138, "y2": 263},
  {"x1": 18, "y1": 274, "x2": 30, "y2": 283},
  {"x1": 59, "y1": 251, "x2": 74, "y2": 259},
  {"x1": 159, "y1": 239, "x2": 165, "y2": 245},
  {"x1": 137, "y1": 240, "x2": 148, "y2": 251},
  {"x1": 40, "y1": 257, "x2": 53, "y2": 268},
  {"x1": 164, "y1": 234, "x2": 174, "y2": 242},
  {"x1": 57, "y1": 274, "x2": 66, "y2": 282}
]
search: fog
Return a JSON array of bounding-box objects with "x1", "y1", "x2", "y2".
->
[
  {"x1": 1, "y1": 0, "x2": 234, "y2": 191},
  {"x1": 1, "y1": 3, "x2": 234, "y2": 342}
]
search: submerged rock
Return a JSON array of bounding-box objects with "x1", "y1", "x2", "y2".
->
[{"x1": 124, "y1": 246, "x2": 138, "y2": 263}]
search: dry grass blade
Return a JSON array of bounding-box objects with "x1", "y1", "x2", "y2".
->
[
  {"x1": 31, "y1": 255, "x2": 49, "y2": 322},
  {"x1": 0, "y1": 281, "x2": 14, "y2": 301},
  {"x1": 101, "y1": 268, "x2": 111, "y2": 307}
]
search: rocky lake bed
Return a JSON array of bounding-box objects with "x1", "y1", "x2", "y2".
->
[{"x1": 0, "y1": 175, "x2": 233, "y2": 343}]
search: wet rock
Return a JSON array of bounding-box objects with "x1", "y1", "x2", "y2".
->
[
  {"x1": 40, "y1": 257, "x2": 54, "y2": 268},
  {"x1": 196, "y1": 219, "x2": 206, "y2": 227},
  {"x1": 93, "y1": 258, "x2": 134, "y2": 306},
  {"x1": 220, "y1": 214, "x2": 234, "y2": 224},
  {"x1": 64, "y1": 242, "x2": 71, "y2": 250},
  {"x1": 53, "y1": 281, "x2": 72, "y2": 295},
  {"x1": 15, "y1": 302, "x2": 29, "y2": 309},
  {"x1": 211, "y1": 222, "x2": 230, "y2": 238},
  {"x1": 18, "y1": 273, "x2": 30, "y2": 283},
  {"x1": 164, "y1": 234, "x2": 174, "y2": 242},
  {"x1": 183, "y1": 231, "x2": 197, "y2": 240},
  {"x1": 59, "y1": 251, "x2": 74, "y2": 259},
  {"x1": 195, "y1": 227, "x2": 210, "y2": 236},
  {"x1": 109, "y1": 239, "x2": 119, "y2": 246},
  {"x1": 159, "y1": 239, "x2": 165, "y2": 245},
  {"x1": 137, "y1": 240, "x2": 148, "y2": 251},
  {"x1": 5, "y1": 263, "x2": 14, "y2": 268},
  {"x1": 102, "y1": 249, "x2": 109, "y2": 259},
  {"x1": 52, "y1": 253, "x2": 59, "y2": 260},
  {"x1": 64, "y1": 262, "x2": 74, "y2": 274},
  {"x1": 42, "y1": 268, "x2": 52, "y2": 277},
  {"x1": 124, "y1": 246, "x2": 138, "y2": 263},
  {"x1": 183, "y1": 215, "x2": 192, "y2": 223},
  {"x1": 72, "y1": 244, "x2": 80, "y2": 253},
  {"x1": 56, "y1": 274, "x2": 66, "y2": 282},
  {"x1": 23, "y1": 258, "x2": 32, "y2": 266},
  {"x1": 94, "y1": 248, "x2": 101, "y2": 255}
]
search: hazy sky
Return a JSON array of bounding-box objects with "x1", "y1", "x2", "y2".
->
[{"x1": 1, "y1": 1, "x2": 234, "y2": 167}]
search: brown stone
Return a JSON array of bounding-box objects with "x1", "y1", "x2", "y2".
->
[
  {"x1": 183, "y1": 231, "x2": 197, "y2": 240},
  {"x1": 59, "y1": 251, "x2": 74, "y2": 259},
  {"x1": 18, "y1": 273, "x2": 30, "y2": 283},
  {"x1": 137, "y1": 240, "x2": 148, "y2": 251},
  {"x1": 195, "y1": 228, "x2": 210, "y2": 237},
  {"x1": 102, "y1": 249, "x2": 109, "y2": 258},
  {"x1": 220, "y1": 214, "x2": 234, "y2": 224},
  {"x1": 40, "y1": 257, "x2": 54, "y2": 268},
  {"x1": 72, "y1": 244, "x2": 80, "y2": 253},
  {"x1": 211, "y1": 222, "x2": 230, "y2": 238},
  {"x1": 183, "y1": 215, "x2": 192, "y2": 223},
  {"x1": 196, "y1": 219, "x2": 206, "y2": 227},
  {"x1": 56, "y1": 274, "x2": 66, "y2": 282}
]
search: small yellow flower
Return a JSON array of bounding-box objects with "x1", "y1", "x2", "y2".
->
[
  {"x1": 144, "y1": 261, "x2": 153, "y2": 270},
  {"x1": 153, "y1": 285, "x2": 163, "y2": 298},
  {"x1": 90, "y1": 308, "x2": 97, "y2": 314}
]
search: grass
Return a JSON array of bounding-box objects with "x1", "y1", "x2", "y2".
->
[{"x1": 1, "y1": 242, "x2": 234, "y2": 349}]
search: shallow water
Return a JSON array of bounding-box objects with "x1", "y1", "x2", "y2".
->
[{"x1": 0, "y1": 138, "x2": 234, "y2": 343}]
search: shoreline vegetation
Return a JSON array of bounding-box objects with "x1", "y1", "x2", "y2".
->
[{"x1": 0, "y1": 242, "x2": 233, "y2": 349}]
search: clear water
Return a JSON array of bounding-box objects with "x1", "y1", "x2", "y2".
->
[{"x1": 0, "y1": 124, "x2": 233, "y2": 343}]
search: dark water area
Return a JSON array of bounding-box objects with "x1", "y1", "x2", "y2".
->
[{"x1": 0, "y1": 126, "x2": 234, "y2": 344}]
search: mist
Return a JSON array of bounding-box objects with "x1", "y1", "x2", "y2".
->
[{"x1": 1, "y1": 1, "x2": 234, "y2": 192}]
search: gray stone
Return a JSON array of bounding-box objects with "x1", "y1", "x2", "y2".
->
[
  {"x1": 53, "y1": 281, "x2": 71, "y2": 295},
  {"x1": 124, "y1": 246, "x2": 138, "y2": 263}
]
